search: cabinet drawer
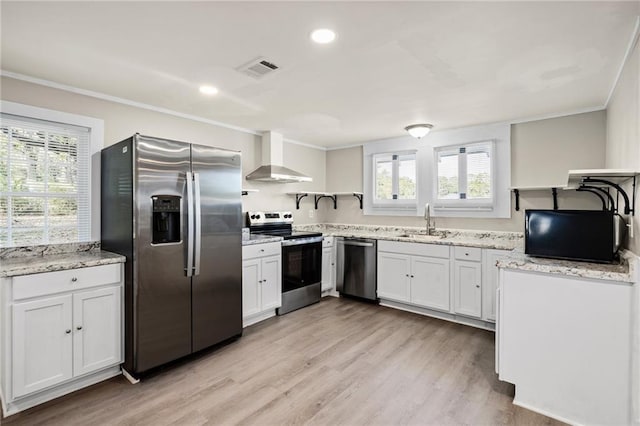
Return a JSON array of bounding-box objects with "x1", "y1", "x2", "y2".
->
[
  {"x1": 243, "y1": 242, "x2": 281, "y2": 260},
  {"x1": 322, "y1": 237, "x2": 334, "y2": 248},
  {"x1": 454, "y1": 246, "x2": 482, "y2": 262},
  {"x1": 13, "y1": 264, "x2": 122, "y2": 301},
  {"x1": 378, "y1": 240, "x2": 450, "y2": 259}
]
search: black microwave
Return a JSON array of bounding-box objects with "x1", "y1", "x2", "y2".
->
[{"x1": 525, "y1": 210, "x2": 625, "y2": 263}]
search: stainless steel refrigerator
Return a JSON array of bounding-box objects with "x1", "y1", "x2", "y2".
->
[{"x1": 101, "y1": 134, "x2": 242, "y2": 377}]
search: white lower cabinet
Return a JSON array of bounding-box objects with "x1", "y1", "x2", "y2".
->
[
  {"x1": 377, "y1": 242, "x2": 450, "y2": 312},
  {"x1": 377, "y1": 240, "x2": 500, "y2": 329},
  {"x1": 321, "y1": 237, "x2": 337, "y2": 294},
  {"x1": 242, "y1": 242, "x2": 281, "y2": 327},
  {"x1": 72, "y1": 286, "x2": 122, "y2": 376},
  {"x1": 411, "y1": 256, "x2": 450, "y2": 311},
  {"x1": 377, "y1": 252, "x2": 411, "y2": 302},
  {"x1": 12, "y1": 295, "x2": 74, "y2": 398},
  {"x1": 1, "y1": 263, "x2": 124, "y2": 416},
  {"x1": 452, "y1": 260, "x2": 482, "y2": 318}
]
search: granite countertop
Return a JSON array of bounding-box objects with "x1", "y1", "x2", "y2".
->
[
  {"x1": 295, "y1": 223, "x2": 523, "y2": 251},
  {"x1": 1, "y1": 248, "x2": 125, "y2": 278},
  {"x1": 496, "y1": 249, "x2": 636, "y2": 283},
  {"x1": 242, "y1": 235, "x2": 283, "y2": 246}
]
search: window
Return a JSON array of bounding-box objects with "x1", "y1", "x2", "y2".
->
[
  {"x1": 435, "y1": 141, "x2": 493, "y2": 208},
  {"x1": 373, "y1": 151, "x2": 417, "y2": 205},
  {"x1": 1, "y1": 111, "x2": 94, "y2": 247}
]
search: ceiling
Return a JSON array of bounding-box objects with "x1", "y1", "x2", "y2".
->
[{"x1": 1, "y1": 1, "x2": 638, "y2": 148}]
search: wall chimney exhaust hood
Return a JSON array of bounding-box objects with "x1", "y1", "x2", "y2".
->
[{"x1": 246, "y1": 131, "x2": 312, "y2": 183}]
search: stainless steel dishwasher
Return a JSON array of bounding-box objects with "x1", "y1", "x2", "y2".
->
[{"x1": 336, "y1": 237, "x2": 377, "y2": 301}]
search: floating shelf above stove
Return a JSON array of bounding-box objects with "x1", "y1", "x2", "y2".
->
[{"x1": 286, "y1": 191, "x2": 363, "y2": 209}]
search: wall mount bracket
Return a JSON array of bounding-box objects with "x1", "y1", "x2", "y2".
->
[
  {"x1": 315, "y1": 194, "x2": 337, "y2": 209},
  {"x1": 582, "y1": 177, "x2": 635, "y2": 215},
  {"x1": 512, "y1": 187, "x2": 559, "y2": 211},
  {"x1": 294, "y1": 193, "x2": 308, "y2": 210}
]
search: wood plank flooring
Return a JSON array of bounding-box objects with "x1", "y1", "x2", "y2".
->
[{"x1": 3, "y1": 297, "x2": 564, "y2": 425}]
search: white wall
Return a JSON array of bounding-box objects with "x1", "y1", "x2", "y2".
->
[
  {"x1": 512, "y1": 111, "x2": 606, "y2": 187},
  {"x1": 325, "y1": 111, "x2": 607, "y2": 232},
  {"x1": 0, "y1": 76, "x2": 325, "y2": 227},
  {"x1": 606, "y1": 20, "x2": 640, "y2": 255}
]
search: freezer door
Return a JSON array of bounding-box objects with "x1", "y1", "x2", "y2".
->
[
  {"x1": 133, "y1": 135, "x2": 192, "y2": 372},
  {"x1": 191, "y1": 144, "x2": 243, "y2": 352}
]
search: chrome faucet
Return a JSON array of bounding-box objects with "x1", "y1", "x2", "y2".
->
[{"x1": 424, "y1": 203, "x2": 436, "y2": 235}]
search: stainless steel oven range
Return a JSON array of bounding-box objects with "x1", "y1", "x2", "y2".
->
[{"x1": 247, "y1": 211, "x2": 323, "y2": 315}]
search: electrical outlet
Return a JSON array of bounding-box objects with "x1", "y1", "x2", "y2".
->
[{"x1": 308, "y1": 209, "x2": 314, "y2": 218}]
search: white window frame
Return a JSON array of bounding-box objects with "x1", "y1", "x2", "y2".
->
[
  {"x1": 372, "y1": 150, "x2": 418, "y2": 207},
  {"x1": 433, "y1": 140, "x2": 495, "y2": 210},
  {"x1": 363, "y1": 136, "x2": 420, "y2": 216},
  {"x1": 1, "y1": 101, "x2": 104, "y2": 246}
]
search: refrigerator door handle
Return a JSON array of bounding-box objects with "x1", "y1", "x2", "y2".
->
[
  {"x1": 193, "y1": 172, "x2": 202, "y2": 276},
  {"x1": 186, "y1": 171, "x2": 194, "y2": 277}
]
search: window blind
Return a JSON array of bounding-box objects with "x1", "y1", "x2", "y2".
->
[{"x1": 0, "y1": 113, "x2": 91, "y2": 247}]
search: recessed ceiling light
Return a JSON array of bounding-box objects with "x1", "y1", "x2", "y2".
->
[
  {"x1": 199, "y1": 85, "x2": 219, "y2": 95},
  {"x1": 311, "y1": 29, "x2": 336, "y2": 44}
]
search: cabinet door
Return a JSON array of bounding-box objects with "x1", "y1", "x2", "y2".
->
[
  {"x1": 411, "y1": 256, "x2": 450, "y2": 311},
  {"x1": 73, "y1": 286, "x2": 122, "y2": 377},
  {"x1": 453, "y1": 260, "x2": 482, "y2": 318},
  {"x1": 242, "y1": 259, "x2": 261, "y2": 318},
  {"x1": 377, "y1": 252, "x2": 411, "y2": 302},
  {"x1": 482, "y1": 249, "x2": 508, "y2": 321},
  {"x1": 260, "y1": 255, "x2": 281, "y2": 311},
  {"x1": 12, "y1": 295, "x2": 73, "y2": 398},
  {"x1": 321, "y1": 247, "x2": 333, "y2": 292}
]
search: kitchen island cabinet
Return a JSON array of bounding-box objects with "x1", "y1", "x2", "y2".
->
[
  {"x1": 497, "y1": 265, "x2": 636, "y2": 425},
  {"x1": 1, "y1": 259, "x2": 124, "y2": 417}
]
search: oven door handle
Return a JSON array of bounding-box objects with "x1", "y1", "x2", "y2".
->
[{"x1": 281, "y1": 237, "x2": 323, "y2": 247}]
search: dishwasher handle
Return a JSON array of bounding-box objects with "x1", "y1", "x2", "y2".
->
[{"x1": 339, "y1": 240, "x2": 374, "y2": 247}]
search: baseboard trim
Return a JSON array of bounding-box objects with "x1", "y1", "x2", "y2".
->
[
  {"x1": 512, "y1": 396, "x2": 582, "y2": 426},
  {"x1": 379, "y1": 299, "x2": 495, "y2": 331},
  {"x1": 2, "y1": 365, "x2": 122, "y2": 417}
]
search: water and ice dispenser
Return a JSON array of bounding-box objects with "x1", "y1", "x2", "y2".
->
[{"x1": 151, "y1": 195, "x2": 181, "y2": 244}]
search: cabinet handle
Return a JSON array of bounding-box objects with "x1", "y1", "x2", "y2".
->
[
  {"x1": 260, "y1": 249, "x2": 265, "y2": 252},
  {"x1": 263, "y1": 279, "x2": 267, "y2": 283},
  {"x1": 65, "y1": 329, "x2": 71, "y2": 334},
  {"x1": 76, "y1": 326, "x2": 83, "y2": 330},
  {"x1": 405, "y1": 274, "x2": 409, "y2": 277},
  {"x1": 476, "y1": 284, "x2": 480, "y2": 288},
  {"x1": 465, "y1": 253, "x2": 469, "y2": 256},
  {"x1": 411, "y1": 275, "x2": 414, "y2": 278},
  {"x1": 71, "y1": 277, "x2": 78, "y2": 282}
]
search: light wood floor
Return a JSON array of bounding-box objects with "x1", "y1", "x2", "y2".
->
[{"x1": 4, "y1": 297, "x2": 563, "y2": 426}]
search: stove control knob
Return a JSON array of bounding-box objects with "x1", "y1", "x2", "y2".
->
[
  {"x1": 256, "y1": 215, "x2": 261, "y2": 219},
  {"x1": 250, "y1": 214, "x2": 255, "y2": 219}
]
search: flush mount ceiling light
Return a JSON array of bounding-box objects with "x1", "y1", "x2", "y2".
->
[
  {"x1": 405, "y1": 124, "x2": 433, "y2": 139},
  {"x1": 311, "y1": 28, "x2": 336, "y2": 44},
  {"x1": 199, "y1": 85, "x2": 219, "y2": 95}
]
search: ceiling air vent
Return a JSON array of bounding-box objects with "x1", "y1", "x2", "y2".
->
[{"x1": 237, "y1": 57, "x2": 280, "y2": 79}]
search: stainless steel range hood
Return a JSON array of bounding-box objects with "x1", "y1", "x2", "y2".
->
[{"x1": 246, "y1": 131, "x2": 312, "y2": 183}]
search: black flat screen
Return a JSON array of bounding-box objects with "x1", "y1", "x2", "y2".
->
[{"x1": 525, "y1": 210, "x2": 614, "y2": 263}]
